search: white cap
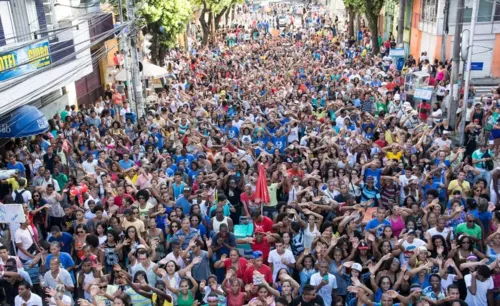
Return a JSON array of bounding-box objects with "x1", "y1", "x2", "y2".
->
[
  {"x1": 352, "y1": 263, "x2": 363, "y2": 272},
  {"x1": 403, "y1": 102, "x2": 411, "y2": 108},
  {"x1": 381, "y1": 82, "x2": 387, "y2": 86},
  {"x1": 394, "y1": 94, "x2": 401, "y2": 101},
  {"x1": 443, "y1": 130, "x2": 451, "y2": 134},
  {"x1": 411, "y1": 110, "x2": 418, "y2": 116}
]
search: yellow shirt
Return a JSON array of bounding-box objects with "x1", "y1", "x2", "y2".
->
[
  {"x1": 6, "y1": 177, "x2": 26, "y2": 191},
  {"x1": 386, "y1": 151, "x2": 403, "y2": 161},
  {"x1": 447, "y1": 179, "x2": 471, "y2": 197}
]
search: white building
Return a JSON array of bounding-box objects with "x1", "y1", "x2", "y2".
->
[{"x1": 0, "y1": 0, "x2": 114, "y2": 119}]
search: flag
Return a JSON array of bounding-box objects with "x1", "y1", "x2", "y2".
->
[{"x1": 254, "y1": 163, "x2": 270, "y2": 205}]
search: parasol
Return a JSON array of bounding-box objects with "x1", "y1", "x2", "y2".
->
[{"x1": 254, "y1": 163, "x2": 270, "y2": 205}]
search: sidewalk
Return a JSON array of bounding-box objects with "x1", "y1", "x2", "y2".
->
[{"x1": 471, "y1": 77, "x2": 500, "y2": 86}]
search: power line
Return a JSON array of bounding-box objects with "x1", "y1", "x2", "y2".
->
[
  {"x1": 0, "y1": 22, "x2": 129, "y2": 114},
  {"x1": 0, "y1": 22, "x2": 122, "y2": 80},
  {"x1": 0, "y1": 17, "x2": 127, "y2": 90},
  {"x1": 0, "y1": 12, "x2": 110, "y2": 55},
  {"x1": 0, "y1": 45, "x2": 113, "y2": 143}
]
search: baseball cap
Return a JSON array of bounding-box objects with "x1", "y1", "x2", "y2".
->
[
  {"x1": 254, "y1": 228, "x2": 266, "y2": 235},
  {"x1": 183, "y1": 187, "x2": 192, "y2": 192},
  {"x1": 358, "y1": 241, "x2": 369, "y2": 250},
  {"x1": 253, "y1": 251, "x2": 263, "y2": 259},
  {"x1": 351, "y1": 263, "x2": 362, "y2": 272},
  {"x1": 407, "y1": 229, "x2": 416, "y2": 235}
]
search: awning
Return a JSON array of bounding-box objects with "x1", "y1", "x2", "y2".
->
[
  {"x1": 0, "y1": 105, "x2": 49, "y2": 138},
  {"x1": 114, "y1": 61, "x2": 169, "y2": 81},
  {"x1": 141, "y1": 62, "x2": 169, "y2": 79}
]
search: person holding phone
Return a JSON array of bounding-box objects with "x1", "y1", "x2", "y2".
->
[{"x1": 309, "y1": 261, "x2": 337, "y2": 306}]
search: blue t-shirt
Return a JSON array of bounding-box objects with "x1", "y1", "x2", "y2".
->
[
  {"x1": 365, "y1": 168, "x2": 382, "y2": 189},
  {"x1": 176, "y1": 197, "x2": 191, "y2": 215},
  {"x1": 272, "y1": 135, "x2": 287, "y2": 153},
  {"x1": 48, "y1": 232, "x2": 73, "y2": 254},
  {"x1": 7, "y1": 162, "x2": 26, "y2": 176},
  {"x1": 365, "y1": 219, "x2": 391, "y2": 238},
  {"x1": 118, "y1": 159, "x2": 135, "y2": 170},
  {"x1": 46, "y1": 252, "x2": 75, "y2": 282},
  {"x1": 227, "y1": 126, "x2": 240, "y2": 139},
  {"x1": 175, "y1": 154, "x2": 195, "y2": 167}
]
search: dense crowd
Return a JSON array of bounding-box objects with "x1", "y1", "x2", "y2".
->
[{"x1": 1, "y1": 2, "x2": 500, "y2": 306}]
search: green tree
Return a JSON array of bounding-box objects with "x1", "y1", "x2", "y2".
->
[
  {"x1": 195, "y1": 0, "x2": 243, "y2": 46},
  {"x1": 343, "y1": 0, "x2": 394, "y2": 54},
  {"x1": 139, "y1": 0, "x2": 192, "y2": 65}
]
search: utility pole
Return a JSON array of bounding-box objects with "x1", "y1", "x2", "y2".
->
[
  {"x1": 447, "y1": 0, "x2": 464, "y2": 128},
  {"x1": 460, "y1": 0, "x2": 478, "y2": 145},
  {"x1": 118, "y1": 0, "x2": 133, "y2": 108},
  {"x1": 397, "y1": 0, "x2": 405, "y2": 46},
  {"x1": 126, "y1": 0, "x2": 143, "y2": 117},
  {"x1": 441, "y1": 0, "x2": 450, "y2": 62}
]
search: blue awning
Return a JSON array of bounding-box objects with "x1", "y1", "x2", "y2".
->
[{"x1": 0, "y1": 105, "x2": 49, "y2": 138}]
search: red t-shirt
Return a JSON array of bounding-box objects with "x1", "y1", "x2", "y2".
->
[
  {"x1": 223, "y1": 257, "x2": 248, "y2": 280},
  {"x1": 243, "y1": 263, "x2": 273, "y2": 284},
  {"x1": 418, "y1": 102, "x2": 431, "y2": 120},
  {"x1": 253, "y1": 216, "x2": 273, "y2": 233},
  {"x1": 114, "y1": 194, "x2": 133, "y2": 207},
  {"x1": 251, "y1": 237, "x2": 271, "y2": 263}
]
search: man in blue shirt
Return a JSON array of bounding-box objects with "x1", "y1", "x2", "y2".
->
[
  {"x1": 176, "y1": 187, "x2": 192, "y2": 215},
  {"x1": 364, "y1": 206, "x2": 390, "y2": 238},
  {"x1": 7, "y1": 155, "x2": 26, "y2": 178},
  {"x1": 175, "y1": 149, "x2": 194, "y2": 168},
  {"x1": 118, "y1": 153, "x2": 135, "y2": 170},
  {"x1": 48, "y1": 226, "x2": 73, "y2": 254},
  {"x1": 226, "y1": 121, "x2": 240, "y2": 139}
]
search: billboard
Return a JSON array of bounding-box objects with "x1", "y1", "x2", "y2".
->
[{"x1": 0, "y1": 40, "x2": 52, "y2": 82}]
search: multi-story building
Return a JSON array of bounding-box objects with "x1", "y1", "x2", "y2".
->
[{"x1": 0, "y1": 0, "x2": 113, "y2": 122}]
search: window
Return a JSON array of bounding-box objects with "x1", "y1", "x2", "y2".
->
[
  {"x1": 495, "y1": 2, "x2": 500, "y2": 21},
  {"x1": 421, "y1": 0, "x2": 437, "y2": 22},
  {"x1": 463, "y1": 0, "x2": 494, "y2": 22},
  {"x1": 405, "y1": 0, "x2": 413, "y2": 28},
  {"x1": 0, "y1": 1, "x2": 15, "y2": 45}
]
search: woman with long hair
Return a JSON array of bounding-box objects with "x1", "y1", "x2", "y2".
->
[{"x1": 214, "y1": 248, "x2": 248, "y2": 280}]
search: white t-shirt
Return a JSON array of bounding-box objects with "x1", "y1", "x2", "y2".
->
[
  {"x1": 14, "y1": 227, "x2": 34, "y2": 261},
  {"x1": 441, "y1": 274, "x2": 457, "y2": 292},
  {"x1": 464, "y1": 274, "x2": 494, "y2": 306},
  {"x1": 426, "y1": 227, "x2": 454, "y2": 241},
  {"x1": 398, "y1": 238, "x2": 426, "y2": 264},
  {"x1": 268, "y1": 249, "x2": 296, "y2": 281},
  {"x1": 82, "y1": 159, "x2": 98, "y2": 174},
  {"x1": 309, "y1": 272, "x2": 338, "y2": 306},
  {"x1": 48, "y1": 294, "x2": 72, "y2": 306},
  {"x1": 11, "y1": 189, "x2": 32, "y2": 204},
  {"x1": 14, "y1": 293, "x2": 43, "y2": 306}
]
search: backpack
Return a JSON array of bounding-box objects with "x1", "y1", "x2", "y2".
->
[{"x1": 14, "y1": 190, "x2": 26, "y2": 204}]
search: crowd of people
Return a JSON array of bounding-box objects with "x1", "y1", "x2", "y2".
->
[{"x1": 0, "y1": 2, "x2": 500, "y2": 306}]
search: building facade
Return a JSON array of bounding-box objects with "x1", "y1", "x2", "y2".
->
[{"x1": 0, "y1": 0, "x2": 113, "y2": 119}]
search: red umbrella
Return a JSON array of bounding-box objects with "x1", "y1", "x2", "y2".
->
[{"x1": 254, "y1": 163, "x2": 270, "y2": 205}]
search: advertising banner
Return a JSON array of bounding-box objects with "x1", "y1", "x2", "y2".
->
[{"x1": 0, "y1": 40, "x2": 52, "y2": 82}]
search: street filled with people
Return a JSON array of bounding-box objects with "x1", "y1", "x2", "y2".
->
[{"x1": 2, "y1": 2, "x2": 500, "y2": 306}]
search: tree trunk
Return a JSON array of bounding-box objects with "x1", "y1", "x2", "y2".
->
[
  {"x1": 348, "y1": 6, "x2": 355, "y2": 38},
  {"x1": 367, "y1": 13, "x2": 380, "y2": 54},
  {"x1": 199, "y1": 7, "x2": 210, "y2": 46},
  {"x1": 225, "y1": 5, "x2": 231, "y2": 27},
  {"x1": 150, "y1": 27, "x2": 160, "y2": 65},
  {"x1": 158, "y1": 44, "x2": 166, "y2": 67},
  {"x1": 215, "y1": 8, "x2": 227, "y2": 29}
]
